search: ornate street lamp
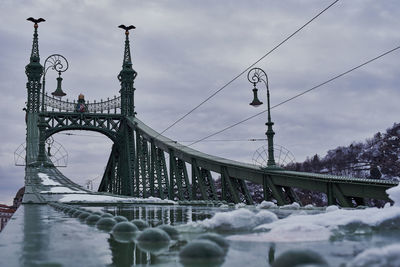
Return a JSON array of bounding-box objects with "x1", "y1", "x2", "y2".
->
[
  {"x1": 41, "y1": 54, "x2": 68, "y2": 112},
  {"x1": 37, "y1": 54, "x2": 68, "y2": 164},
  {"x1": 247, "y1": 67, "x2": 277, "y2": 168}
]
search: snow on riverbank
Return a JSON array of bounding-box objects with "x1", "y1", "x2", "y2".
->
[
  {"x1": 58, "y1": 194, "x2": 176, "y2": 204},
  {"x1": 190, "y1": 183, "x2": 400, "y2": 243}
]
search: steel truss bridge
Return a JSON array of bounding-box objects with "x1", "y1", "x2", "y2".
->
[
  {"x1": 1, "y1": 18, "x2": 398, "y2": 266},
  {"x1": 22, "y1": 20, "x2": 397, "y2": 208}
]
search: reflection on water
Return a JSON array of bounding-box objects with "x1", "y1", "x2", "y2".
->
[
  {"x1": 77, "y1": 204, "x2": 400, "y2": 266},
  {"x1": 108, "y1": 234, "x2": 187, "y2": 266},
  {"x1": 108, "y1": 236, "x2": 160, "y2": 266},
  {"x1": 101, "y1": 205, "x2": 224, "y2": 267},
  {"x1": 102, "y1": 205, "x2": 216, "y2": 226}
]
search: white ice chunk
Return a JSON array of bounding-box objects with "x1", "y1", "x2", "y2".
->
[
  {"x1": 280, "y1": 202, "x2": 300, "y2": 210},
  {"x1": 349, "y1": 243, "x2": 400, "y2": 267},
  {"x1": 191, "y1": 208, "x2": 278, "y2": 232},
  {"x1": 252, "y1": 206, "x2": 400, "y2": 242},
  {"x1": 256, "y1": 201, "x2": 277, "y2": 209},
  {"x1": 229, "y1": 223, "x2": 331, "y2": 243},
  {"x1": 326, "y1": 205, "x2": 339, "y2": 212},
  {"x1": 304, "y1": 204, "x2": 316, "y2": 210}
]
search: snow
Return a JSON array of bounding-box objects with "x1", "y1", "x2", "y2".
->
[
  {"x1": 228, "y1": 184, "x2": 400, "y2": 242},
  {"x1": 190, "y1": 208, "x2": 278, "y2": 232},
  {"x1": 303, "y1": 204, "x2": 316, "y2": 209},
  {"x1": 256, "y1": 201, "x2": 277, "y2": 209},
  {"x1": 235, "y1": 203, "x2": 246, "y2": 209},
  {"x1": 38, "y1": 173, "x2": 61, "y2": 186},
  {"x1": 349, "y1": 243, "x2": 400, "y2": 267},
  {"x1": 325, "y1": 205, "x2": 339, "y2": 212},
  {"x1": 279, "y1": 202, "x2": 300, "y2": 210},
  {"x1": 386, "y1": 184, "x2": 400, "y2": 207},
  {"x1": 41, "y1": 187, "x2": 86, "y2": 194},
  {"x1": 58, "y1": 193, "x2": 176, "y2": 204}
]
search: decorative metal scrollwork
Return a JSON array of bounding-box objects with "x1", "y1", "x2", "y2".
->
[
  {"x1": 43, "y1": 94, "x2": 121, "y2": 113},
  {"x1": 247, "y1": 67, "x2": 269, "y2": 88},
  {"x1": 44, "y1": 54, "x2": 69, "y2": 74},
  {"x1": 252, "y1": 144, "x2": 295, "y2": 168}
]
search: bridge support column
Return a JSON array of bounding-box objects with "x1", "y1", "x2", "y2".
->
[
  {"x1": 264, "y1": 175, "x2": 287, "y2": 206},
  {"x1": 284, "y1": 187, "x2": 301, "y2": 205},
  {"x1": 332, "y1": 183, "x2": 353, "y2": 207},
  {"x1": 36, "y1": 114, "x2": 52, "y2": 166},
  {"x1": 221, "y1": 167, "x2": 240, "y2": 204},
  {"x1": 262, "y1": 175, "x2": 273, "y2": 201},
  {"x1": 327, "y1": 182, "x2": 335, "y2": 206}
]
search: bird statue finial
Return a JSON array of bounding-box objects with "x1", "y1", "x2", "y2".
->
[
  {"x1": 118, "y1": 24, "x2": 136, "y2": 35},
  {"x1": 27, "y1": 17, "x2": 46, "y2": 28}
]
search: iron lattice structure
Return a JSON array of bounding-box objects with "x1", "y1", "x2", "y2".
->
[
  {"x1": 23, "y1": 19, "x2": 398, "y2": 207},
  {"x1": 43, "y1": 94, "x2": 121, "y2": 113},
  {"x1": 253, "y1": 144, "x2": 296, "y2": 168}
]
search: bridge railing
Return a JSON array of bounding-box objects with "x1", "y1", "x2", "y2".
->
[{"x1": 42, "y1": 93, "x2": 121, "y2": 113}]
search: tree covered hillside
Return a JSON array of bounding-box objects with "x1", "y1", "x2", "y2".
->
[{"x1": 287, "y1": 122, "x2": 400, "y2": 181}]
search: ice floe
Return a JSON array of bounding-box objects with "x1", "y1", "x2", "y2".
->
[
  {"x1": 189, "y1": 208, "x2": 278, "y2": 232},
  {"x1": 325, "y1": 205, "x2": 339, "y2": 212},
  {"x1": 228, "y1": 184, "x2": 400, "y2": 242},
  {"x1": 348, "y1": 243, "x2": 400, "y2": 267},
  {"x1": 256, "y1": 201, "x2": 277, "y2": 209}
]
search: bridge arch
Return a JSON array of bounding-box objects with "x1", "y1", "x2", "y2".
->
[
  {"x1": 40, "y1": 112, "x2": 122, "y2": 143},
  {"x1": 45, "y1": 126, "x2": 117, "y2": 143}
]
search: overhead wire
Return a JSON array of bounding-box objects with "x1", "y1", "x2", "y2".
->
[
  {"x1": 166, "y1": 138, "x2": 267, "y2": 143},
  {"x1": 58, "y1": 131, "x2": 266, "y2": 143},
  {"x1": 187, "y1": 45, "x2": 400, "y2": 147},
  {"x1": 58, "y1": 132, "x2": 106, "y2": 138},
  {"x1": 156, "y1": 0, "x2": 340, "y2": 137}
]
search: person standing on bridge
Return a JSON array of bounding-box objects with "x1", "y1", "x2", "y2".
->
[{"x1": 75, "y1": 94, "x2": 87, "y2": 113}]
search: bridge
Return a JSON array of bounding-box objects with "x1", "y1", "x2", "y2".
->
[
  {"x1": 0, "y1": 17, "x2": 398, "y2": 266},
  {"x1": 21, "y1": 19, "x2": 397, "y2": 208}
]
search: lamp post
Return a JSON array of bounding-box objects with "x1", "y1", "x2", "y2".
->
[
  {"x1": 41, "y1": 54, "x2": 68, "y2": 111},
  {"x1": 247, "y1": 67, "x2": 277, "y2": 168},
  {"x1": 37, "y1": 54, "x2": 68, "y2": 164}
]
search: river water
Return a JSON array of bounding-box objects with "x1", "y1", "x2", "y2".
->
[
  {"x1": 84, "y1": 193, "x2": 400, "y2": 267},
  {"x1": 2, "y1": 186, "x2": 399, "y2": 266}
]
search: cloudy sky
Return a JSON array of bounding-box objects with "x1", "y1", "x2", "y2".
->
[{"x1": 0, "y1": 0, "x2": 399, "y2": 205}]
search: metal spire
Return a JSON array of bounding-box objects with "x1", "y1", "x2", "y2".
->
[
  {"x1": 27, "y1": 17, "x2": 45, "y2": 63},
  {"x1": 25, "y1": 17, "x2": 45, "y2": 114},
  {"x1": 118, "y1": 24, "x2": 137, "y2": 117},
  {"x1": 118, "y1": 24, "x2": 135, "y2": 67}
]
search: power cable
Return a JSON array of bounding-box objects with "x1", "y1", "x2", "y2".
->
[
  {"x1": 157, "y1": 0, "x2": 340, "y2": 137},
  {"x1": 58, "y1": 132, "x2": 106, "y2": 138},
  {"x1": 166, "y1": 138, "x2": 267, "y2": 143},
  {"x1": 187, "y1": 45, "x2": 400, "y2": 146}
]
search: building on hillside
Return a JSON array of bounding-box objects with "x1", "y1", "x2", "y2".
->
[
  {"x1": 0, "y1": 187, "x2": 24, "y2": 232},
  {"x1": 0, "y1": 205, "x2": 15, "y2": 232},
  {"x1": 13, "y1": 187, "x2": 25, "y2": 209}
]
